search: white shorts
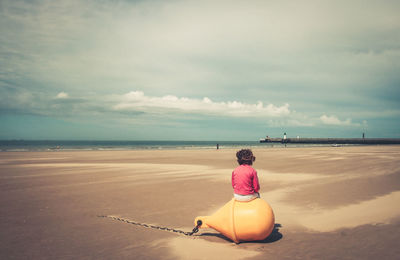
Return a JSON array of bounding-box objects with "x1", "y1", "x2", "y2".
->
[{"x1": 234, "y1": 192, "x2": 260, "y2": 202}]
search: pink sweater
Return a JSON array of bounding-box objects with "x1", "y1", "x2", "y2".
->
[{"x1": 231, "y1": 164, "x2": 260, "y2": 195}]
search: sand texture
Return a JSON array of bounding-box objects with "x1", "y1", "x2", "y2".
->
[{"x1": 1, "y1": 145, "x2": 400, "y2": 259}]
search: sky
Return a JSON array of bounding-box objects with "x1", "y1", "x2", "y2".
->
[{"x1": 0, "y1": 0, "x2": 399, "y2": 141}]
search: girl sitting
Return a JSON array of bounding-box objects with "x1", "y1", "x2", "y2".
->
[{"x1": 232, "y1": 149, "x2": 260, "y2": 202}]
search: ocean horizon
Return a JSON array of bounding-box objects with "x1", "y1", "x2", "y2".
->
[{"x1": 0, "y1": 140, "x2": 340, "y2": 152}]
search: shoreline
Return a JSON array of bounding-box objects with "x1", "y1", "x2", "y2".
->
[
  {"x1": 3, "y1": 139, "x2": 400, "y2": 152},
  {"x1": 2, "y1": 143, "x2": 400, "y2": 153}
]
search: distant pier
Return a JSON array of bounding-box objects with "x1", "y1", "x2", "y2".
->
[{"x1": 259, "y1": 137, "x2": 400, "y2": 145}]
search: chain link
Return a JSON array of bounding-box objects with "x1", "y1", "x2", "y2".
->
[{"x1": 98, "y1": 215, "x2": 201, "y2": 236}]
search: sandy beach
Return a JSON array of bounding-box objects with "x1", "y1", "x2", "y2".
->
[{"x1": 1, "y1": 145, "x2": 399, "y2": 259}]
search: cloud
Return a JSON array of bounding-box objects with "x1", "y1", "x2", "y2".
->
[
  {"x1": 2, "y1": 0, "x2": 399, "y2": 102},
  {"x1": 114, "y1": 91, "x2": 290, "y2": 117},
  {"x1": 56, "y1": 92, "x2": 69, "y2": 99},
  {"x1": 0, "y1": 0, "x2": 399, "y2": 139},
  {"x1": 320, "y1": 114, "x2": 358, "y2": 126}
]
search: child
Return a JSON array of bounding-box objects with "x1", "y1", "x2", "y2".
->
[{"x1": 232, "y1": 149, "x2": 260, "y2": 202}]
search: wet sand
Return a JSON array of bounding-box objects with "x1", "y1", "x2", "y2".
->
[{"x1": 1, "y1": 145, "x2": 399, "y2": 259}]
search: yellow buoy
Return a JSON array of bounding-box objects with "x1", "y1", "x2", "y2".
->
[{"x1": 194, "y1": 198, "x2": 275, "y2": 243}]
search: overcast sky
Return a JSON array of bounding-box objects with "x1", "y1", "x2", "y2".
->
[{"x1": 1, "y1": 0, "x2": 399, "y2": 140}]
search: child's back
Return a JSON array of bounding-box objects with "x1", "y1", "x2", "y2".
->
[{"x1": 232, "y1": 149, "x2": 260, "y2": 201}]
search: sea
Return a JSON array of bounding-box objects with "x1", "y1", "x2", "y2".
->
[{"x1": 0, "y1": 140, "x2": 329, "y2": 152}]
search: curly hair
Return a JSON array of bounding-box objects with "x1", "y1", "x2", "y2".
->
[{"x1": 236, "y1": 149, "x2": 255, "y2": 165}]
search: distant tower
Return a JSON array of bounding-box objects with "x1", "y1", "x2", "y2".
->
[
  {"x1": 362, "y1": 132, "x2": 365, "y2": 139},
  {"x1": 283, "y1": 132, "x2": 287, "y2": 140}
]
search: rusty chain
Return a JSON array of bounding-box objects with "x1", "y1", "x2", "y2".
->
[{"x1": 98, "y1": 215, "x2": 202, "y2": 236}]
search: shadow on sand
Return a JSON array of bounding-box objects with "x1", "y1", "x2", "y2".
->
[{"x1": 198, "y1": 223, "x2": 283, "y2": 244}]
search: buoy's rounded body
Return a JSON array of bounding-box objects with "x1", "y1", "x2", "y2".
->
[{"x1": 195, "y1": 198, "x2": 275, "y2": 243}]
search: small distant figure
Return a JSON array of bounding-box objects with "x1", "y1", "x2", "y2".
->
[
  {"x1": 216, "y1": 143, "x2": 219, "y2": 150},
  {"x1": 283, "y1": 132, "x2": 287, "y2": 147},
  {"x1": 362, "y1": 133, "x2": 365, "y2": 139},
  {"x1": 232, "y1": 149, "x2": 260, "y2": 202}
]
